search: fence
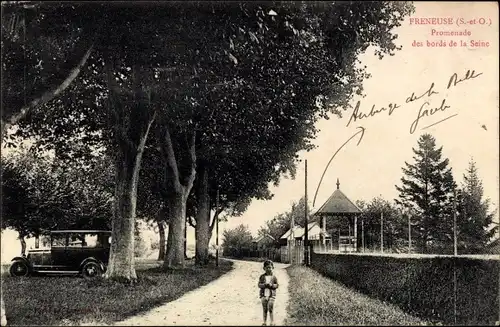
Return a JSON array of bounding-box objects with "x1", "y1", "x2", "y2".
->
[
  {"x1": 281, "y1": 243, "x2": 346, "y2": 264},
  {"x1": 280, "y1": 244, "x2": 305, "y2": 264},
  {"x1": 223, "y1": 247, "x2": 281, "y2": 262},
  {"x1": 248, "y1": 248, "x2": 281, "y2": 262}
]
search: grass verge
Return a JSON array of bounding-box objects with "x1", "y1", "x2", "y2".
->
[
  {"x1": 285, "y1": 265, "x2": 431, "y2": 326},
  {"x1": 2, "y1": 259, "x2": 233, "y2": 326}
]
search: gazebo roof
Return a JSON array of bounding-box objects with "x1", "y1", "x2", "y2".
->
[{"x1": 313, "y1": 179, "x2": 362, "y2": 216}]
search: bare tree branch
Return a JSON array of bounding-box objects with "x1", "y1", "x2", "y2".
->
[
  {"x1": 184, "y1": 130, "x2": 197, "y2": 191},
  {"x1": 209, "y1": 204, "x2": 225, "y2": 235},
  {"x1": 1, "y1": 43, "x2": 94, "y2": 137},
  {"x1": 161, "y1": 126, "x2": 182, "y2": 192}
]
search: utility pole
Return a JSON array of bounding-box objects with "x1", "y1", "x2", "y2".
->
[
  {"x1": 290, "y1": 193, "x2": 295, "y2": 264},
  {"x1": 453, "y1": 189, "x2": 457, "y2": 256},
  {"x1": 304, "y1": 159, "x2": 309, "y2": 266},
  {"x1": 381, "y1": 211, "x2": 384, "y2": 253},
  {"x1": 216, "y1": 186, "x2": 219, "y2": 267},
  {"x1": 184, "y1": 215, "x2": 187, "y2": 260}
]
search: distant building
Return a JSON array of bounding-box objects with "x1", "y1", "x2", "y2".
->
[
  {"x1": 279, "y1": 221, "x2": 332, "y2": 263},
  {"x1": 252, "y1": 234, "x2": 275, "y2": 251},
  {"x1": 278, "y1": 179, "x2": 363, "y2": 264},
  {"x1": 312, "y1": 178, "x2": 362, "y2": 253}
]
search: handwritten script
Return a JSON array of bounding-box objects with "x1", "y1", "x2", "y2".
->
[{"x1": 346, "y1": 69, "x2": 483, "y2": 134}]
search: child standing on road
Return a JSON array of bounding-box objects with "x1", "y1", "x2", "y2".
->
[{"x1": 258, "y1": 260, "x2": 279, "y2": 326}]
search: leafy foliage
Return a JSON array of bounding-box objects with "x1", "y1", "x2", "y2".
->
[
  {"x1": 2, "y1": 1, "x2": 415, "y2": 273},
  {"x1": 258, "y1": 196, "x2": 317, "y2": 241},
  {"x1": 456, "y1": 159, "x2": 498, "y2": 253},
  {"x1": 7, "y1": 1, "x2": 416, "y2": 194},
  {"x1": 221, "y1": 224, "x2": 253, "y2": 258},
  {"x1": 1, "y1": 145, "x2": 113, "y2": 236},
  {"x1": 1, "y1": 1, "x2": 99, "y2": 125},
  {"x1": 356, "y1": 197, "x2": 407, "y2": 252},
  {"x1": 395, "y1": 134, "x2": 457, "y2": 253}
]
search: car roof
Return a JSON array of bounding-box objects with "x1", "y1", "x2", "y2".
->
[{"x1": 50, "y1": 230, "x2": 112, "y2": 233}]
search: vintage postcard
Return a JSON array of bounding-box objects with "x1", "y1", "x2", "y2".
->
[{"x1": 1, "y1": 1, "x2": 498, "y2": 326}]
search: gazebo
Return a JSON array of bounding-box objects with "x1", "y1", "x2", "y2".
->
[{"x1": 312, "y1": 178, "x2": 363, "y2": 252}]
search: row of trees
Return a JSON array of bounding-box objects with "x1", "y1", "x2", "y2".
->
[
  {"x1": 394, "y1": 133, "x2": 497, "y2": 254},
  {"x1": 257, "y1": 134, "x2": 497, "y2": 255},
  {"x1": 1, "y1": 0, "x2": 415, "y2": 289},
  {"x1": 221, "y1": 224, "x2": 254, "y2": 258},
  {"x1": 1, "y1": 145, "x2": 114, "y2": 254}
]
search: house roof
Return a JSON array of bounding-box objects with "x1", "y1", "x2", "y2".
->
[
  {"x1": 313, "y1": 179, "x2": 362, "y2": 216},
  {"x1": 280, "y1": 221, "x2": 330, "y2": 239},
  {"x1": 253, "y1": 234, "x2": 275, "y2": 243}
]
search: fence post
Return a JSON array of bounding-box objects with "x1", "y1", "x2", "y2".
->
[{"x1": 453, "y1": 258, "x2": 457, "y2": 325}]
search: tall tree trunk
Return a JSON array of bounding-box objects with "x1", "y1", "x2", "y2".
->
[
  {"x1": 103, "y1": 62, "x2": 156, "y2": 282},
  {"x1": 164, "y1": 193, "x2": 189, "y2": 268},
  {"x1": 157, "y1": 220, "x2": 166, "y2": 261},
  {"x1": 160, "y1": 127, "x2": 196, "y2": 269},
  {"x1": 195, "y1": 164, "x2": 210, "y2": 265},
  {"x1": 106, "y1": 131, "x2": 153, "y2": 282},
  {"x1": 18, "y1": 233, "x2": 26, "y2": 256},
  {"x1": 105, "y1": 151, "x2": 140, "y2": 282}
]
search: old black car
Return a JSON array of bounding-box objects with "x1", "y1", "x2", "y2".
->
[{"x1": 9, "y1": 230, "x2": 112, "y2": 279}]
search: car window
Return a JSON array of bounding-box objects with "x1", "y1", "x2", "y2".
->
[
  {"x1": 68, "y1": 233, "x2": 86, "y2": 247},
  {"x1": 85, "y1": 234, "x2": 99, "y2": 247},
  {"x1": 41, "y1": 235, "x2": 51, "y2": 248},
  {"x1": 97, "y1": 234, "x2": 112, "y2": 247},
  {"x1": 51, "y1": 234, "x2": 67, "y2": 247}
]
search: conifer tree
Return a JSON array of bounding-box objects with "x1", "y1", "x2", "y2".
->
[
  {"x1": 457, "y1": 158, "x2": 497, "y2": 253},
  {"x1": 395, "y1": 134, "x2": 457, "y2": 253}
]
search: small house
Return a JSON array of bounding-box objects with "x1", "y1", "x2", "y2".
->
[
  {"x1": 279, "y1": 221, "x2": 332, "y2": 263},
  {"x1": 252, "y1": 234, "x2": 276, "y2": 251}
]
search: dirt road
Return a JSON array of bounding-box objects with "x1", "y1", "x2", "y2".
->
[{"x1": 114, "y1": 259, "x2": 290, "y2": 326}]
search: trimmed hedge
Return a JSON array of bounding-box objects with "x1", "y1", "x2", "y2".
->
[{"x1": 310, "y1": 252, "x2": 500, "y2": 325}]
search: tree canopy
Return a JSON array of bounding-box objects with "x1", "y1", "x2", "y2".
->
[
  {"x1": 258, "y1": 196, "x2": 317, "y2": 241},
  {"x1": 395, "y1": 134, "x2": 458, "y2": 253},
  {"x1": 222, "y1": 224, "x2": 254, "y2": 258},
  {"x1": 1, "y1": 145, "x2": 113, "y2": 237},
  {"x1": 456, "y1": 159, "x2": 497, "y2": 253},
  {"x1": 2, "y1": 0, "x2": 415, "y2": 276}
]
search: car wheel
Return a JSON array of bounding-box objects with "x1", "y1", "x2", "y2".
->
[
  {"x1": 10, "y1": 261, "x2": 30, "y2": 277},
  {"x1": 81, "y1": 261, "x2": 102, "y2": 279}
]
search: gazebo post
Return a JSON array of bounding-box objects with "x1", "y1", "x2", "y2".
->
[
  {"x1": 312, "y1": 179, "x2": 362, "y2": 254},
  {"x1": 362, "y1": 217, "x2": 365, "y2": 252},
  {"x1": 338, "y1": 228, "x2": 340, "y2": 252}
]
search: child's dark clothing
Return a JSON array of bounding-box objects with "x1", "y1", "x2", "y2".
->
[{"x1": 258, "y1": 273, "x2": 279, "y2": 298}]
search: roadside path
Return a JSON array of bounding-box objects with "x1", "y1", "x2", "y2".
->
[{"x1": 114, "y1": 259, "x2": 290, "y2": 326}]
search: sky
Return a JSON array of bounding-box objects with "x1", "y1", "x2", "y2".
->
[
  {"x1": 1, "y1": 2, "x2": 499, "y2": 260},
  {"x1": 219, "y1": 1, "x2": 500, "y2": 240}
]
